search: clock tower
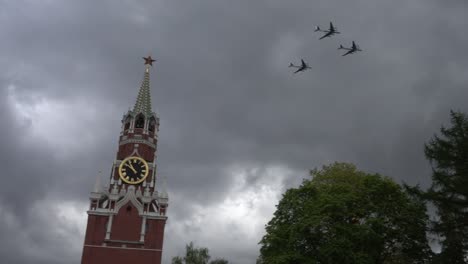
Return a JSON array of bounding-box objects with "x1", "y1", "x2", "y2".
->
[{"x1": 81, "y1": 56, "x2": 168, "y2": 264}]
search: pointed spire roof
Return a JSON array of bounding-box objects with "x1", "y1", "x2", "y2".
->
[
  {"x1": 159, "y1": 175, "x2": 168, "y2": 199},
  {"x1": 93, "y1": 171, "x2": 102, "y2": 193},
  {"x1": 133, "y1": 56, "x2": 156, "y2": 117}
]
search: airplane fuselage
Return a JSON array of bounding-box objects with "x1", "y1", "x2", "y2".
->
[
  {"x1": 290, "y1": 59, "x2": 311, "y2": 73},
  {"x1": 290, "y1": 65, "x2": 311, "y2": 73}
]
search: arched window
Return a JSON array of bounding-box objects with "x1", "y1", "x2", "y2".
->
[
  {"x1": 149, "y1": 117, "x2": 156, "y2": 132},
  {"x1": 135, "y1": 114, "x2": 145, "y2": 129},
  {"x1": 124, "y1": 116, "x2": 132, "y2": 131}
]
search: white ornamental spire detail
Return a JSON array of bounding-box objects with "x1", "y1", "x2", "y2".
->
[
  {"x1": 160, "y1": 175, "x2": 168, "y2": 200},
  {"x1": 94, "y1": 171, "x2": 102, "y2": 193}
]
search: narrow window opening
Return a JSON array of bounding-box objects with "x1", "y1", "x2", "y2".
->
[
  {"x1": 135, "y1": 115, "x2": 145, "y2": 128},
  {"x1": 149, "y1": 118, "x2": 156, "y2": 132}
]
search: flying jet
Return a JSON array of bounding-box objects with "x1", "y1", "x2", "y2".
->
[
  {"x1": 338, "y1": 41, "x2": 362, "y2": 56},
  {"x1": 289, "y1": 59, "x2": 311, "y2": 74},
  {"x1": 315, "y1": 22, "x2": 340, "y2": 40}
]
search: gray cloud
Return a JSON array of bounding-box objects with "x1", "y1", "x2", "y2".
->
[{"x1": 0, "y1": 0, "x2": 467, "y2": 263}]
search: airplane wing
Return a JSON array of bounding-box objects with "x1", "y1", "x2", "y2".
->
[
  {"x1": 329, "y1": 22, "x2": 334, "y2": 31},
  {"x1": 301, "y1": 59, "x2": 306, "y2": 67},
  {"x1": 294, "y1": 68, "x2": 303, "y2": 74},
  {"x1": 342, "y1": 50, "x2": 354, "y2": 56},
  {"x1": 319, "y1": 31, "x2": 333, "y2": 39}
]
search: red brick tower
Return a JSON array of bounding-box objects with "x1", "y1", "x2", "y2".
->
[{"x1": 81, "y1": 56, "x2": 168, "y2": 264}]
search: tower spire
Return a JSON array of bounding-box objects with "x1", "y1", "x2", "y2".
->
[
  {"x1": 82, "y1": 56, "x2": 167, "y2": 264},
  {"x1": 133, "y1": 55, "x2": 156, "y2": 116}
]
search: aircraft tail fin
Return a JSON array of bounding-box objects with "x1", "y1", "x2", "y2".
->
[
  {"x1": 338, "y1": 45, "x2": 344, "y2": 49},
  {"x1": 289, "y1": 63, "x2": 294, "y2": 67},
  {"x1": 314, "y1": 26, "x2": 320, "y2": 32}
]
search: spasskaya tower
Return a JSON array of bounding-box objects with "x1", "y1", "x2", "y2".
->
[{"x1": 81, "y1": 56, "x2": 168, "y2": 264}]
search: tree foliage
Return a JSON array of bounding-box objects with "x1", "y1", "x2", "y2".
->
[
  {"x1": 209, "y1": 259, "x2": 229, "y2": 264},
  {"x1": 171, "y1": 241, "x2": 229, "y2": 264},
  {"x1": 406, "y1": 110, "x2": 468, "y2": 263},
  {"x1": 259, "y1": 162, "x2": 432, "y2": 264}
]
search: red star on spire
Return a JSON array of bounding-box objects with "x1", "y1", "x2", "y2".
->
[{"x1": 143, "y1": 56, "x2": 156, "y2": 66}]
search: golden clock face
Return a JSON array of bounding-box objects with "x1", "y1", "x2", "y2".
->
[{"x1": 118, "y1": 156, "x2": 149, "y2": 184}]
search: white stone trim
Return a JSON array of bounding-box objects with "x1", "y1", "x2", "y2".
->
[
  {"x1": 119, "y1": 138, "x2": 156, "y2": 149},
  {"x1": 105, "y1": 215, "x2": 114, "y2": 239},
  {"x1": 87, "y1": 210, "x2": 115, "y2": 216},
  {"x1": 110, "y1": 163, "x2": 116, "y2": 181},
  {"x1": 143, "y1": 118, "x2": 149, "y2": 135},
  {"x1": 90, "y1": 192, "x2": 102, "y2": 200},
  {"x1": 143, "y1": 212, "x2": 167, "y2": 220},
  {"x1": 151, "y1": 163, "x2": 157, "y2": 188},
  {"x1": 114, "y1": 186, "x2": 143, "y2": 215},
  {"x1": 140, "y1": 216, "x2": 147, "y2": 242},
  {"x1": 83, "y1": 244, "x2": 162, "y2": 252},
  {"x1": 129, "y1": 147, "x2": 141, "y2": 157}
]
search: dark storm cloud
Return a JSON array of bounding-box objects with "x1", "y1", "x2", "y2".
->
[
  {"x1": 0, "y1": 0, "x2": 467, "y2": 263},
  {"x1": 0, "y1": 84, "x2": 54, "y2": 213},
  {"x1": 0, "y1": 82, "x2": 69, "y2": 264}
]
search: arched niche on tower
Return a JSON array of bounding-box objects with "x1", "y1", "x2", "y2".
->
[
  {"x1": 148, "y1": 116, "x2": 156, "y2": 133},
  {"x1": 124, "y1": 116, "x2": 132, "y2": 131},
  {"x1": 98, "y1": 195, "x2": 109, "y2": 209},
  {"x1": 135, "y1": 113, "x2": 145, "y2": 129}
]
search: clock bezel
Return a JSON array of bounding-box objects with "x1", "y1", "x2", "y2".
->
[{"x1": 118, "y1": 156, "x2": 150, "y2": 185}]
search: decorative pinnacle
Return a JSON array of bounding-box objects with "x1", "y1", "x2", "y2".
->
[
  {"x1": 94, "y1": 170, "x2": 102, "y2": 193},
  {"x1": 133, "y1": 55, "x2": 155, "y2": 116},
  {"x1": 159, "y1": 175, "x2": 168, "y2": 199}
]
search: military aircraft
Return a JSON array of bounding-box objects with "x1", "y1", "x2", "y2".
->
[
  {"x1": 338, "y1": 41, "x2": 362, "y2": 56},
  {"x1": 315, "y1": 22, "x2": 340, "y2": 40},
  {"x1": 289, "y1": 59, "x2": 311, "y2": 74}
]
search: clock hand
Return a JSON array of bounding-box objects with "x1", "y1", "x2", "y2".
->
[{"x1": 125, "y1": 163, "x2": 138, "y2": 174}]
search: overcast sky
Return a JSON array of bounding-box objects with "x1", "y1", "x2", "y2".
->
[{"x1": 0, "y1": 0, "x2": 467, "y2": 263}]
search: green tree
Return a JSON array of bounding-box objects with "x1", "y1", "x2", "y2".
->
[
  {"x1": 259, "y1": 162, "x2": 432, "y2": 264},
  {"x1": 406, "y1": 110, "x2": 468, "y2": 263},
  {"x1": 171, "y1": 242, "x2": 229, "y2": 264},
  {"x1": 172, "y1": 256, "x2": 184, "y2": 264},
  {"x1": 209, "y1": 259, "x2": 229, "y2": 264}
]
